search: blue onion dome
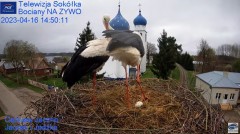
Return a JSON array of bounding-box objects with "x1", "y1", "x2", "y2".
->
[
  {"x1": 133, "y1": 10, "x2": 147, "y2": 26},
  {"x1": 110, "y1": 5, "x2": 130, "y2": 30}
]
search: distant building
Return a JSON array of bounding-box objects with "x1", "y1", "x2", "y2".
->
[
  {"x1": 99, "y1": 3, "x2": 147, "y2": 78},
  {"x1": 24, "y1": 56, "x2": 53, "y2": 76},
  {"x1": 0, "y1": 60, "x2": 25, "y2": 74},
  {"x1": 196, "y1": 71, "x2": 240, "y2": 105}
]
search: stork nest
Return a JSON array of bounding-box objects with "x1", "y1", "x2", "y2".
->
[{"x1": 14, "y1": 79, "x2": 226, "y2": 134}]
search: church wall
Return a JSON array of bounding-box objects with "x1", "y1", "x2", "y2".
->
[{"x1": 135, "y1": 26, "x2": 147, "y2": 73}]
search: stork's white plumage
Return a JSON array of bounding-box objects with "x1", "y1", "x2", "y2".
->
[
  {"x1": 60, "y1": 17, "x2": 113, "y2": 105},
  {"x1": 61, "y1": 16, "x2": 147, "y2": 107},
  {"x1": 102, "y1": 16, "x2": 147, "y2": 107}
]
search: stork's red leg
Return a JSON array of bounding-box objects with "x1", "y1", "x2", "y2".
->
[
  {"x1": 92, "y1": 72, "x2": 97, "y2": 106},
  {"x1": 136, "y1": 65, "x2": 147, "y2": 101},
  {"x1": 124, "y1": 66, "x2": 131, "y2": 108}
]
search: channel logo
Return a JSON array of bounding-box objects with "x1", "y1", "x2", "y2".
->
[
  {"x1": 228, "y1": 123, "x2": 238, "y2": 133},
  {"x1": 0, "y1": 2, "x2": 17, "y2": 14}
]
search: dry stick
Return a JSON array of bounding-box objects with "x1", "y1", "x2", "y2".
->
[
  {"x1": 173, "y1": 112, "x2": 181, "y2": 126},
  {"x1": 83, "y1": 102, "x2": 109, "y2": 132},
  {"x1": 180, "y1": 105, "x2": 190, "y2": 133},
  {"x1": 57, "y1": 122, "x2": 163, "y2": 132},
  {"x1": 16, "y1": 79, "x2": 226, "y2": 133},
  {"x1": 54, "y1": 93, "x2": 59, "y2": 117},
  {"x1": 180, "y1": 85, "x2": 209, "y2": 130},
  {"x1": 63, "y1": 94, "x2": 77, "y2": 113}
]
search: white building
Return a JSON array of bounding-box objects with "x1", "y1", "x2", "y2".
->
[
  {"x1": 134, "y1": 9, "x2": 147, "y2": 73},
  {"x1": 99, "y1": 4, "x2": 147, "y2": 79},
  {"x1": 196, "y1": 71, "x2": 240, "y2": 105}
]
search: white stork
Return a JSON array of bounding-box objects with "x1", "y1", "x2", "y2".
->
[
  {"x1": 101, "y1": 26, "x2": 148, "y2": 108},
  {"x1": 60, "y1": 17, "x2": 111, "y2": 104},
  {"x1": 61, "y1": 16, "x2": 147, "y2": 107}
]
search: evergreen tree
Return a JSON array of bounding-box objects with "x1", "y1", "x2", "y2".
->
[
  {"x1": 151, "y1": 30, "x2": 182, "y2": 79},
  {"x1": 73, "y1": 21, "x2": 96, "y2": 81},
  {"x1": 75, "y1": 21, "x2": 95, "y2": 51},
  {"x1": 232, "y1": 59, "x2": 240, "y2": 72},
  {"x1": 178, "y1": 52, "x2": 194, "y2": 71}
]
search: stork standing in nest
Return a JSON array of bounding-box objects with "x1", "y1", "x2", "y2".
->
[{"x1": 62, "y1": 16, "x2": 147, "y2": 107}]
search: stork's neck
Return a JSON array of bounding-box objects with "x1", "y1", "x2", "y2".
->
[
  {"x1": 104, "y1": 21, "x2": 113, "y2": 30},
  {"x1": 105, "y1": 22, "x2": 109, "y2": 30}
]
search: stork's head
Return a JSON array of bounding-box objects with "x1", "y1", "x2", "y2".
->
[{"x1": 103, "y1": 15, "x2": 112, "y2": 30}]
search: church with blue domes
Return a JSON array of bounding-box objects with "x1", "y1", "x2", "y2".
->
[{"x1": 99, "y1": 3, "x2": 147, "y2": 79}]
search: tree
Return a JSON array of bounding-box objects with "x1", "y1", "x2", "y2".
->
[
  {"x1": 4, "y1": 40, "x2": 38, "y2": 83},
  {"x1": 197, "y1": 39, "x2": 216, "y2": 73},
  {"x1": 151, "y1": 30, "x2": 182, "y2": 79},
  {"x1": 146, "y1": 42, "x2": 157, "y2": 66},
  {"x1": 75, "y1": 21, "x2": 95, "y2": 51},
  {"x1": 216, "y1": 43, "x2": 240, "y2": 58},
  {"x1": 232, "y1": 59, "x2": 240, "y2": 72},
  {"x1": 178, "y1": 52, "x2": 194, "y2": 71}
]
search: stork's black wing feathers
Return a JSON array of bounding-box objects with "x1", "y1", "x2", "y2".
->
[
  {"x1": 59, "y1": 46, "x2": 86, "y2": 78},
  {"x1": 103, "y1": 30, "x2": 144, "y2": 57},
  {"x1": 102, "y1": 30, "x2": 133, "y2": 37},
  {"x1": 61, "y1": 46, "x2": 109, "y2": 88}
]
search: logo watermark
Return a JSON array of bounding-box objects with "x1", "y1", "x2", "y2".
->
[
  {"x1": 0, "y1": 2, "x2": 17, "y2": 14},
  {"x1": 228, "y1": 123, "x2": 238, "y2": 133}
]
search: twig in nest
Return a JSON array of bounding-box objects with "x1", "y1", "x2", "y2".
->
[
  {"x1": 58, "y1": 122, "x2": 164, "y2": 132},
  {"x1": 64, "y1": 94, "x2": 77, "y2": 113}
]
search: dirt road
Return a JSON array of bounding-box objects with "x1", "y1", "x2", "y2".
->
[
  {"x1": 176, "y1": 63, "x2": 187, "y2": 87},
  {"x1": 0, "y1": 81, "x2": 27, "y2": 117},
  {"x1": 0, "y1": 81, "x2": 42, "y2": 117},
  {"x1": 12, "y1": 88, "x2": 42, "y2": 105}
]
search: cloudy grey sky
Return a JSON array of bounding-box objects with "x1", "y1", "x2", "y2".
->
[{"x1": 0, "y1": 0, "x2": 240, "y2": 55}]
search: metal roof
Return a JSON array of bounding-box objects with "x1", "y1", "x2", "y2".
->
[
  {"x1": 2, "y1": 62, "x2": 15, "y2": 69},
  {"x1": 0, "y1": 61, "x2": 25, "y2": 69},
  {"x1": 0, "y1": 61, "x2": 4, "y2": 66},
  {"x1": 133, "y1": 10, "x2": 147, "y2": 26},
  {"x1": 110, "y1": 5, "x2": 130, "y2": 30},
  {"x1": 196, "y1": 71, "x2": 240, "y2": 89}
]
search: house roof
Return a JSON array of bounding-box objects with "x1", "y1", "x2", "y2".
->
[
  {"x1": 213, "y1": 71, "x2": 240, "y2": 85},
  {"x1": 3, "y1": 62, "x2": 15, "y2": 69},
  {"x1": 25, "y1": 57, "x2": 50, "y2": 69},
  {"x1": 196, "y1": 71, "x2": 240, "y2": 89},
  {"x1": 0, "y1": 61, "x2": 19, "y2": 69},
  {"x1": 0, "y1": 61, "x2": 4, "y2": 66}
]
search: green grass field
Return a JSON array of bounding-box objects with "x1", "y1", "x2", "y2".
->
[
  {"x1": 24, "y1": 84, "x2": 45, "y2": 93},
  {"x1": 0, "y1": 75, "x2": 20, "y2": 89},
  {"x1": 142, "y1": 66, "x2": 180, "y2": 81},
  {"x1": 0, "y1": 74, "x2": 44, "y2": 93},
  {"x1": 142, "y1": 66, "x2": 156, "y2": 78},
  {"x1": 187, "y1": 71, "x2": 196, "y2": 90},
  {"x1": 39, "y1": 77, "x2": 67, "y2": 89},
  {"x1": 171, "y1": 67, "x2": 180, "y2": 81}
]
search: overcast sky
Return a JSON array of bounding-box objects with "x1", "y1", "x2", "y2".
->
[{"x1": 0, "y1": 0, "x2": 240, "y2": 55}]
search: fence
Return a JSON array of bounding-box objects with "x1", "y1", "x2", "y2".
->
[{"x1": 28, "y1": 79, "x2": 48, "y2": 91}]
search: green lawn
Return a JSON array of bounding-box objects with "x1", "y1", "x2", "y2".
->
[
  {"x1": 142, "y1": 66, "x2": 156, "y2": 78},
  {"x1": 142, "y1": 66, "x2": 180, "y2": 80},
  {"x1": 187, "y1": 71, "x2": 196, "y2": 90},
  {"x1": 24, "y1": 84, "x2": 45, "y2": 93},
  {"x1": 0, "y1": 74, "x2": 44, "y2": 93},
  {"x1": 0, "y1": 75, "x2": 20, "y2": 88},
  {"x1": 171, "y1": 67, "x2": 180, "y2": 81},
  {"x1": 8, "y1": 73, "x2": 39, "y2": 83},
  {"x1": 39, "y1": 77, "x2": 66, "y2": 89}
]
